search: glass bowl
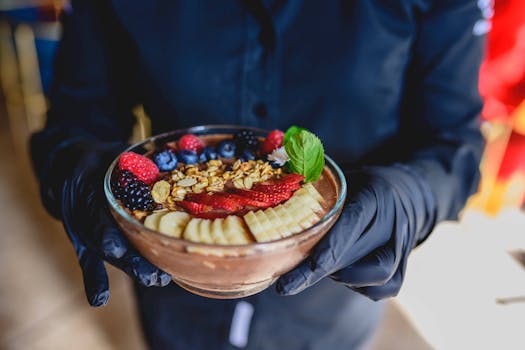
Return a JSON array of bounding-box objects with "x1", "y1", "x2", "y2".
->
[{"x1": 104, "y1": 125, "x2": 347, "y2": 299}]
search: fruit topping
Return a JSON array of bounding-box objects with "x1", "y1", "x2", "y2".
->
[
  {"x1": 186, "y1": 192, "x2": 243, "y2": 212},
  {"x1": 218, "y1": 193, "x2": 269, "y2": 208},
  {"x1": 178, "y1": 134, "x2": 205, "y2": 153},
  {"x1": 114, "y1": 170, "x2": 155, "y2": 211},
  {"x1": 193, "y1": 211, "x2": 232, "y2": 220},
  {"x1": 238, "y1": 149, "x2": 256, "y2": 162},
  {"x1": 178, "y1": 200, "x2": 211, "y2": 214},
  {"x1": 199, "y1": 146, "x2": 218, "y2": 163},
  {"x1": 118, "y1": 152, "x2": 159, "y2": 184},
  {"x1": 261, "y1": 129, "x2": 284, "y2": 154},
  {"x1": 252, "y1": 181, "x2": 301, "y2": 193},
  {"x1": 234, "y1": 129, "x2": 259, "y2": 151},
  {"x1": 178, "y1": 149, "x2": 199, "y2": 164},
  {"x1": 217, "y1": 140, "x2": 236, "y2": 158},
  {"x1": 154, "y1": 149, "x2": 178, "y2": 172},
  {"x1": 278, "y1": 173, "x2": 305, "y2": 184},
  {"x1": 234, "y1": 189, "x2": 292, "y2": 206}
]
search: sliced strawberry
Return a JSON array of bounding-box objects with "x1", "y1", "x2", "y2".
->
[
  {"x1": 252, "y1": 182, "x2": 301, "y2": 193},
  {"x1": 186, "y1": 193, "x2": 242, "y2": 212},
  {"x1": 178, "y1": 201, "x2": 211, "y2": 214},
  {"x1": 218, "y1": 192, "x2": 270, "y2": 208},
  {"x1": 193, "y1": 211, "x2": 231, "y2": 219},
  {"x1": 279, "y1": 173, "x2": 305, "y2": 184},
  {"x1": 235, "y1": 189, "x2": 292, "y2": 205}
]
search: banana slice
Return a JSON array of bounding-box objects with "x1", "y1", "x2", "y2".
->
[
  {"x1": 243, "y1": 211, "x2": 271, "y2": 242},
  {"x1": 264, "y1": 207, "x2": 292, "y2": 237},
  {"x1": 223, "y1": 215, "x2": 253, "y2": 244},
  {"x1": 273, "y1": 205, "x2": 302, "y2": 234},
  {"x1": 183, "y1": 218, "x2": 202, "y2": 242},
  {"x1": 290, "y1": 203, "x2": 319, "y2": 229},
  {"x1": 254, "y1": 210, "x2": 282, "y2": 242},
  {"x1": 158, "y1": 211, "x2": 190, "y2": 238},
  {"x1": 198, "y1": 219, "x2": 214, "y2": 244},
  {"x1": 303, "y1": 182, "x2": 324, "y2": 203},
  {"x1": 144, "y1": 211, "x2": 166, "y2": 231},
  {"x1": 210, "y1": 218, "x2": 228, "y2": 245},
  {"x1": 295, "y1": 189, "x2": 324, "y2": 213}
]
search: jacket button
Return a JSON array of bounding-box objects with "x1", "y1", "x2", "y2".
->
[{"x1": 252, "y1": 102, "x2": 267, "y2": 119}]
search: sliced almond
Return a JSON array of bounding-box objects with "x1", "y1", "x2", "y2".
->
[{"x1": 177, "y1": 178, "x2": 197, "y2": 187}]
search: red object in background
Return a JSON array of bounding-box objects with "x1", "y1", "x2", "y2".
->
[
  {"x1": 479, "y1": 0, "x2": 525, "y2": 186},
  {"x1": 479, "y1": 0, "x2": 525, "y2": 121}
]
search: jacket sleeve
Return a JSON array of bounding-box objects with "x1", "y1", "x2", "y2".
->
[
  {"x1": 397, "y1": 0, "x2": 485, "y2": 232},
  {"x1": 30, "y1": 0, "x2": 138, "y2": 217}
]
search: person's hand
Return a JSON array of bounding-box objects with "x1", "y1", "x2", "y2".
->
[
  {"x1": 38, "y1": 141, "x2": 171, "y2": 306},
  {"x1": 276, "y1": 164, "x2": 436, "y2": 300}
]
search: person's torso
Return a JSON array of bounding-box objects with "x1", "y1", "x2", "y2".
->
[
  {"x1": 111, "y1": 0, "x2": 417, "y2": 165},
  {"x1": 108, "y1": 1, "x2": 418, "y2": 348}
]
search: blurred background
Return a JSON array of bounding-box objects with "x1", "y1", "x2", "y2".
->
[{"x1": 1, "y1": 0, "x2": 524, "y2": 349}]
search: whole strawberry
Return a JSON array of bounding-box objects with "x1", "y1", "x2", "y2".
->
[
  {"x1": 178, "y1": 134, "x2": 205, "y2": 153},
  {"x1": 118, "y1": 152, "x2": 159, "y2": 184},
  {"x1": 261, "y1": 129, "x2": 284, "y2": 154}
]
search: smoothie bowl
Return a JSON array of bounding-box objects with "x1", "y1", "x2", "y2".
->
[{"x1": 104, "y1": 125, "x2": 346, "y2": 299}]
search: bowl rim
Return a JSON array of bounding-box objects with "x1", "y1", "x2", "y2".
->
[{"x1": 104, "y1": 124, "x2": 347, "y2": 250}]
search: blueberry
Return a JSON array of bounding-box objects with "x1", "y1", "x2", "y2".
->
[
  {"x1": 217, "y1": 140, "x2": 236, "y2": 158},
  {"x1": 269, "y1": 160, "x2": 281, "y2": 169},
  {"x1": 199, "y1": 146, "x2": 218, "y2": 163},
  {"x1": 153, "y1": 149, "x2": 178, "y2": 171},
  {"x1": 178, "y1": 150, "x2": 198, "y2": 164},
  {"x1": 239, "y1": 149, "x2": 256, "y2": 162}
]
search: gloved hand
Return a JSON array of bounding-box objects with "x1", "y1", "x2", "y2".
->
[
  {"x1": 276, "y1": 164, "x2": 436, "y2": 300},
  {"x1": 32, "y1": 137, "x2": 171, "y2": 307}
]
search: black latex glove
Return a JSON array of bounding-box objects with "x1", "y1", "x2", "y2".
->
[
  {"x1": 276, "y1": 164, "x2": 436, "y2": 300},
  {"x1": 32, "y1": 137, "x2": 170, "y2": 307}
]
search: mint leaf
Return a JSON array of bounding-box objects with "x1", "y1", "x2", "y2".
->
[
  {"x1": 284, "y1": 129, "x2": 325, "y2": 182},
  {"x1": 284, "y1": 125, "x2": 307, "y2": 145}
]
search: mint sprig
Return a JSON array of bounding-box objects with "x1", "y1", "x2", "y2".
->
[
  {"x1": 283, "y1": 126, "x2": 325, "y2": 182},
  {"x1": 283, "y1": 125, "x2": 307, "y2": 145}
]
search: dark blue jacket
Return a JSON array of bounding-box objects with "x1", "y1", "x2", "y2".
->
[{"x1": 32, "y1": 0, "x2": 485, "y2": 349}]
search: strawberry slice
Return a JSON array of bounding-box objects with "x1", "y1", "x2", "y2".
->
[
  {"x1": 186, "y1": 193, "x2": 242, "y2": 212},
  {"x1": 218, "y1": 192, "x2": 270, "y2": 208},
  {"x1": 178, "y1": 201, "x2": 211, "y2": 214},
  {"x1": 252, "y1": 182, "x2": 301, "y2": 193},
  {"x1": 235, "y1": 189, "x2": 292, "y2": 206},
  {"x1": 279, "y1": 173, "x2": 305, "y2": 184},
  {"x1": 193, "y1": 211, "x2": 231, "y2": 219}
]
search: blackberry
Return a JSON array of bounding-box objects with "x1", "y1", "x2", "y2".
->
[
  {"x1": 234, "y1": 129, "x2": 259, "y2": 151},
  {"x1": 114, "y1": 170, "x2": 155, "y2": 211}
]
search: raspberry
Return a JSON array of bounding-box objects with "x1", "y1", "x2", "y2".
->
[
  {"x1": 261, "y1": 129, "x2": 284, "y2": 154},
  {"x1": 234, "y1": 129, "x2": 259, "y2": 151},
  {"x1": 178, "y1": 134, "x2": 205, "y2": 153},
  {"x1": 114, "y1": 171, "x2": 155, "y2": 211},
  {"x1": 118, "y1": 152, "x2": 159, "y2": 184}
]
